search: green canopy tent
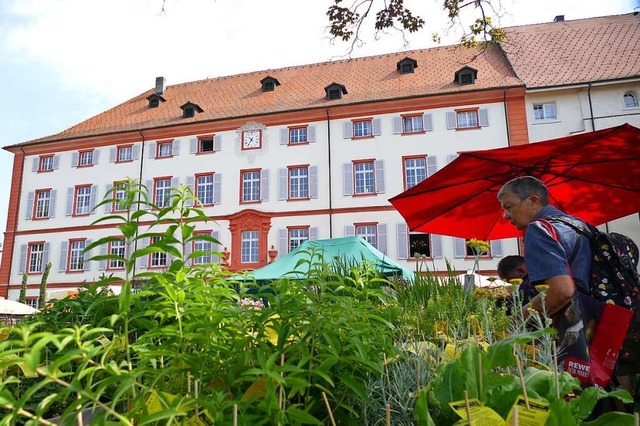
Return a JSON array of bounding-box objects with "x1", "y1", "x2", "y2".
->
[{"x1": 233, "y1": 236, "x2": 414, "y2": 282}]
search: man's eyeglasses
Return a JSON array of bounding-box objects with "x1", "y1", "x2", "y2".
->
[{"x1": 503, "y1": 198, "x2": 526, "y2": 214}]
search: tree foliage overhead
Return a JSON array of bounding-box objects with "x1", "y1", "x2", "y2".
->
[{"x1": 326, "y1": 0, "x2": 507, "y2": 48}]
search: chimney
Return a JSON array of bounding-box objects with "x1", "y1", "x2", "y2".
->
[
  {"x1": 155, "y1": 76, "x2": 166, "y2": 95},
  {"x1": 553, "y1": 15, "x2": 564, "y2": 22}
]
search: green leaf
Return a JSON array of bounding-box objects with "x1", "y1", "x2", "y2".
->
[
  {"x1": 286, "y1": 406, "x2": 323, "y2": 425},
  {"x1": 546, "y1": 398, "x2": 579, "y2": 426},
  {"x1": 581, "y1": 411, "x2": 635, "y2": 425},
  {"x1": 414, "y1": 387, "x2": 436, "y2": 426}
]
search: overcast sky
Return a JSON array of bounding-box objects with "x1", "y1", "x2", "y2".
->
[{"x1": 0, "y1": 0, "x2": 638, "y2": 232}]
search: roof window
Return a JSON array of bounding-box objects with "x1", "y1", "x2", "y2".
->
[
  {"x1": 146, "y1": 93, "x2": 166, "y2": 109},
  {"x1": 180, "y1": 102, "x2": 204, "y2": 118},
  {"x1": 324, "y1": 83, "x2": 347, "y2": 101},
  {"x1": 454, "y1": 66, "x2": 478, "y2": 85},
  {"x1": 260, "y1": 76, "x2": 281, "y2": 92},
  {"x1": 397, "y1": 57, "x2": 418, "y2": 74}
]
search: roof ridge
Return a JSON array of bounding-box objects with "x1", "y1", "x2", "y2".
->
[{"x1": 503, "y1": 12, "x2": 635, "y2": 31}]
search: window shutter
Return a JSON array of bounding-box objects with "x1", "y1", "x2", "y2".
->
[
  {"x1": 138, "y1": 239, "x2": 149, "y2": 269},
  {"x1": 19, "y1": 244, "x2": 28, "y2": 274},
  {"x1": 83, "y1": 239, "x2": 92, "y2": 271},
  {"x1": 447, "y1": 154, "x2": 459, "y2": 164},
  {"x1": 392, "y1": 116, "x2": 403, "y2": 134},
  {"x1": 343, "y1": 163, "x2": 353, "y2": 196},
  {"x1": 172, "y1": 140, "x2": 181, "y2": 156},
  {"x1": 49, "y1": 190, "x2": 57, "y2": 218},
  {"x1": 309, "y1": 166, "x2": 318, "y2": 199},
  {"x1": 43, "y1": 242, "x2": 50, "y2": 265},
  {"x1": 343, "y1": 122, "x2": 353, "y2": 139},
  {"x1": 490, "y1": 240, "x2": 503, "y2": 258},
  {"x1": 66, "y1": 188, "x2": 74, "y2": 216},
  {"x1": 424, "y1": 113, "x2": 433, "y2": 131},
  {"x1": 479, "y1": 109, "x2": 489, "y2": 127},
  {"x1": 431, "y1": 234, "x2": 443, "y2": 259},
  {"x1": 184, "y1": 238, "x2": 193, "y2": 263},
  {"x1": 109, "y1": 148, "x2": 116, "y2": 163},
  {"x1": 185, "y1": 176, "x2": 195, "y2": 207},
  {"x1": 26, "y1": 192, "x2": 35, "y2": 220},
  {"x1": 544, "y1": 104, "x2": 556, "y2": 119},
  {"x1": 396, "y1": 223, "x2": 409, "y2": 259},
  {"x1": 53, "y1": 154, "x2": 60, "y2": 169},
  {"x1": 307, "y1": 126, "x2": 316, "y2": 143},
  {"x1": 453, "y1": 238, "x2": 467, "y2": 258},
  {"x1": 92, "y1": 150, "x2": 100, "y2": 165},
  {"x1": 372, "y1": 118, "x2": 382, "y2": 136},
  {"x1": 212, "y1": 231, "x2": 221, "y2": 263},
  {"x1": 214, "y1": 174, "x2": 222, "y2": 205},
  {"x1": 148, "y1": 142, "x2": 156, "y2": 159},
  {"x1": 446, "y1": 111, "x2": 457, "y2": 130},
  {"x1": 278, "y1": 229, "x2": 287, "y2": 256},
  {"x1": 90, "y1": 185, "x2": 98, "y2": 214},
  {"x1": 377, "y1": 223, "x2": 387, "y2": 254},
  {"x1": 99, "y1": 245, "x2": 107, "y2": 270},
  {"x1": 144, "y1": 180, "x2": 153, "y2": 210},
  {"x1": 71, "y1": 152, "x2": 79, "y2": 168},
  {"x1": 214, "y1": 135, "x2": 222, "y2": 151},
  {"x1": 344, "y1": 225, "x2": 355, "y2": 236},
  {"x1": 375, "y1": 160, "x2": 385, "y2": 194},
  {"x1": 280, "y1": 128, "x2": 289, "y2": 145},
  {"x1": 261, "y1": 169, "x2": 269, "y2": 201},
  {"x1": 32, "y1": 158, "x2": 39, "y2": 172},
  {"x1": 278, "y1": 168, "x2": 288, "y2": 201},
  {"x1": 427, "y1": 156, "x2": 437, "y2": 177},
  {"x1": 171, "y1": 177, "x2": 179, "y2": 189},
  {"x1": 59, "y1": 241, "x2": 68, "y2": 272},
  {"x1": 104, "y1": 184, "x2": 113, "y2": 213},
  {"x1": 309, "y1": 227, "x2": 318, "y2": 240},
  {"x1": 190, "y1": 138, "x2": 197, "y2": 154},
  {"x1": 132, "y1": 144, "x2": 140, "y2": 160}
]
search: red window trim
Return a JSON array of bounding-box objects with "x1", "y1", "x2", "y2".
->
[
  {"x1": 155, "y1": 139, "x2": 174, "y2": 159},
  {"x1": 351, "y1": 159, "x2": 376, "y2": 197},
  {"x1": 401, "y1": 154, "x2": 428, "y2": 191},
  {"x1": 77, "y1": 149, "x2": 94, "y2": 168},
  {"x1": 112, "y1": 180, "x2": 127, "y2": 212},
  {"x1": 146, "y1": 236, "x2": 167, "y2": 270},
  {"x1": 27, "y1": 241, "x2": 46, "y2": 275},
  {"x1": 287, "y1": 164, "x2": 310, "y2": 201},
  {"x1": 351, "y1": 117, "x2": 374, "y2": 140},
  {"x1": 241, "y1": 129, "x2": 263, "y2": 151},
  {"x1": 454, "y1": 108, "x2": 480, "y2": 131},
  {"x1": 196, "y1": 134, "x2": 216, "y2": 155},
  {"x1": 400, "y1": 114, "x2": 426, "y2": 135},
  {"x1": 66, "y1": 238, "x2": 87, "y2": 273},
  {"x1": 38, "y1": 155, "x2": 55, "y2": 173},
  {"x1": 286, "y1": 225, "x2": 310, "y2": 252},
  {"x1": 116, "y1": 144, "x2": 134, "y2": 163},
  {"x1": 194, "y1": 172, "x2": 216, "y2": 207},
  {"x1": 72, "y1": 184, "x2": 92, "y2": 217},
  {"x1": 191, "y1": 230, "x2": 213, "y2": 266},
  {"x1": 239, "y1": 168, "x2": 262, "y2": 205},
  {"x1": 33, "y1": 188, "x2": 52, "y2": 221},
  {"x1": 354, "y1": 222, "x2": 378, "y2": 243},
  {"x1": 152, "y1": 176, "x2": 173, "y2": 209},
  {"x1": 287, "y1": 125, "x2": 309, "y2": 145},
  {"x1": 106, "y1": 237, "x2": 126, "y2": 271}
]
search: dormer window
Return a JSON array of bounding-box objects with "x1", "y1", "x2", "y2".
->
[
  {"x1": 146, "y1": 93, "x2": 166, "y2": 109},
  {"x1": 454, "y1": 67, "x2": 478, "y2": 85},
  {"x1": 324, "y1": 83, "x2": 347, "y2": 101},
  {"x1": 397, "y1": 57, "x2": 418, "y2": 74},
  {"x1": 180, "y1": 102, "x2": 203, "y2": 118},
  {"x1": 260, "y1": 76, "x2": 281, "y2": 92}
]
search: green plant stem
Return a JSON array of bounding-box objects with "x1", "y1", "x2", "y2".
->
[{"x1": 1, "y1": 404, "x2": 57, "y2": 426}]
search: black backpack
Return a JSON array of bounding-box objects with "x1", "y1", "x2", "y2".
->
[{"x1": 544, "y1": 216, "x2": 640, "y2": 310}]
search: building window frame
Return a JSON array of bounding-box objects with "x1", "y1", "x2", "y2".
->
[
  {"x1": 288, "y1": 126, "x2": 308, "y2": 144},
  {"x1": 240, "y1": 169, "x2": 261, "y2": 204},
  {"x1": 34, "y1": 189, "x2": 52, "y2": 220},
  {"x1": 241, "y1": 230, "x2": 259, "y2": 264},
  {"x1": 197, "y1": 135, "x2": 215, "y2": 154},
  {"x1": 288, "y1": 227, "x2": 309, "y2": 253},
  {"x1": 78, "y1": 150, "x2": 94, "y2": 167},
  {"x1": 402, "y1": 114, "x2": 424, "y2": 134},
  {"x1": 456, "y1": 109, "x2": 480, "y2": 129},
  {"x1": 192, "y1": 231, "x2": 213, "y2": 265},
  {"x1": 39, "y1": 155, "x2": 54, "y2": 172},
  {"x1": 403, "y1": 156, "x2": 427, "y2": 190},
  {"x1": 409, "y1": 232, "x2": 432, "y2": 259},
  {"x1": 353, "y1": 160, "x2": 376, "y2": 195},
  {"x1": 355, "y1": 223, "x2": 378, "y2": 248},
  {"x1": 532, "y1": 102, "x2": 558, "y2": 121},
  {"x1": 148, "y1": 236, "x2": 167, "y2": 269},
  {"x1": 153, "y1": 177, "x2": 172, "y2": 208},
  {"x1": 288, "y1": 165, "x2": 309, "y2": 200},
  {"x1": 156, "y1": 140, "x2": 173, "y2": 158},
  {"x1": 68, "y1": 239, "x2": 86, "y2": 272},
  {"x1": 623, "y1": 92, "x2": 639, "y2": 108},
  {"x1": 27, "y1": 242, "x2": 45, "y2": 274},
  {"x1": 196, "y1": 173, "x2": 215, "y2": 206},
  {"x1": 74, "y1": 185, "x2": 92, "y2": 216},
  {"x1": 107, "y1": 238, "x2": 126, "y2": 270},
  {"x1": 112, "y1": 181, "x2": 128, "y2": 212},
  {"x1": 352, "y1": 118, "x2": 373, "y2": 139},
  {"x1": 116, "y1": 145, "x2": 133, "y2": 163}
]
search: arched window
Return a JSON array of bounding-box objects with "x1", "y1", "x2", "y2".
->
[{"x1": 623, "y1": 92, "x2": 639, "y2": 108}]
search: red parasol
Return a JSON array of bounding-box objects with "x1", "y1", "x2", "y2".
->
[{"x1": 389, "y1": 124, "x2": 640, "y2": 240}]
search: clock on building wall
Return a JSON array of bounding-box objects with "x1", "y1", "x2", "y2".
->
[{"x1": 242, "y1": 129, "x2": 262, "y2": 150}]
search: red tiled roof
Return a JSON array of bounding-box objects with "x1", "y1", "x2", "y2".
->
[
  {"x1": 502, "y1": 13, "x2": 640, "y2": 88},
  {"x1": 16, "y1": 44, "x2": 521, "y2": 146}
]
